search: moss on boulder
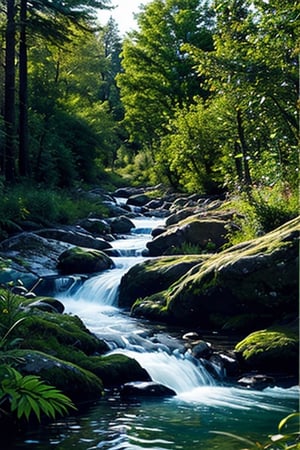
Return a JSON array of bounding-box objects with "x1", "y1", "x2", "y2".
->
[
  {"x1": 131, "y1": 217, "x2": 299, "y2": 329},
  {"x1": 57, "y1": 246, "x2": 114, "y2": 274},
  {"x1": 18, "y1": 310, "x2": 109, "y2": 356},
  {"x1": 11, "y1": 349, "x2": 103, "y2": 403},
  {"x1": 146, "y1": 218, "x2": 230, "y2": 256},
  {"x1": 119, "y1": 255, "x2": 204, "y2": 308},
  {"x1": 234, "y1": 328, "x2": 299, "y2": 373},
  {"x1": 14, "y1": 309, "x2": 151, "y2": 393},
  {"x1": 83, "y1": 353, "x2": 151, "y2": 387}
]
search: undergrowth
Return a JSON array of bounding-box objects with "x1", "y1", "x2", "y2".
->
[
  {"x1": 0, "y1": 183, "x2": 109, "y2": 239},
  {"x1": 226, "y1": 182, "x2": 298, "y2": 245}
]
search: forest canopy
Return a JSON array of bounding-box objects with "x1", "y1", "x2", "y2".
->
[{"x1": 0, "y1": 0, "x2": 299, "y2": 194}]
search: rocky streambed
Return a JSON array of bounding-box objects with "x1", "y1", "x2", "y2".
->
[{"x1": 0, "y1": 185, "x2": 298, "y2": 412}]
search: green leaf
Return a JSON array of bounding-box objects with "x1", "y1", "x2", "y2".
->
[{"x1": 278, "y1": 413, "x2": 300, "y2": 434}]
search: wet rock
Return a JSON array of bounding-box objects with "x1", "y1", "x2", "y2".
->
[
  {"x1": 151, "y1": 226, "x2": 166, "y2": 238},
  {"x1": 93, "y1": 354, "x2": 151, "y2": 387},
  {"x1": 0, "y1": 232, "x2": 71, "y2": 276},
  {"x1": 147, "y1": 218, "x2": 229, "y2": 256},
  {"x1": 131, "y1": 218, "x2": 299, "y2": 331},
  {"x1": 145, "y1": 199, "x2": 163, "y2": 209},
  {"x1": 113, "y1": 187, "x2": 146, "y2": 198},
  {"x1": 57, "y1": 246, "x2": 114, "y2": 274},
  {"x1": 118, "y1": 255, "x2": 203, "y2": 308},
  {"x1": 14, "y1": 350, "x2": 103, "y2": 403},
  {"x1": 209, "y1": 352, "x2": 240, "y2": 378},
  {"x1": 182, "y1": 331, "x2": 201, "y2": 341},
  {"x1": 107, "y1": 216, "x2": 135, "y2": 234},
  {"x1": 35, "y1": 227, "x2": 112, "y2": 251},
  {"x1": 237, "y1": 374, "x2": 275, "y2": 390},
  {"x1": 28, "y1": 297, "x2": 65, "y2": 314},
  {"x1": 76, "y1": 218, "x2": 111, "y2": 235},
  {"x1": 120, "y1": 381, "x2": 176, "y2": 398},
  {"x1": 127, "y1": 194, "x2": 151, "y2": 207},
  {"x1": 190, "y1": 340, "x2": 212, "y2": 359}
]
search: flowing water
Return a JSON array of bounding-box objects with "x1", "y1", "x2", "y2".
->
[{"x1": 10, "y1": 216, "x2": 299, "y2": 450}]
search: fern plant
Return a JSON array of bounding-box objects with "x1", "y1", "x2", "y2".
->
[
  {"x1": 0, "y1": 288, "x2": 76, "y2": 423},
  {"x1": 0, "y1": 365, "x2": 76, "y2": 421}
]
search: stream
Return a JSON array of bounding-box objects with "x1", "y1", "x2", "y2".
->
[{"x1": 10, "y1": 216, "x2": 299, "y2": 450}]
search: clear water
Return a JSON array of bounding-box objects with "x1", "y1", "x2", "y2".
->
[{"x1": 9, "y1": 217, "x2": 299, "y2": 450}]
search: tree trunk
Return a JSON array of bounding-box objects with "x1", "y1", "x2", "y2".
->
[
  {"x1": 4, "y1": 0, "x2": 17, "y2": 182},
  {"x1": 19, "y1": 0, "x2": 30, "y2": 177}
]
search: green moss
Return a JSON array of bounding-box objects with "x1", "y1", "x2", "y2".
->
[
  {"x1": 235, "y1": 328, "x2": 299, "y2": 373},
  {"x1": 58, "y1": 246, "x2": 113, "y2": 274},
  {"x1": 86, "y1": 354, "x2": 150, "y2": 386},
  {"x1": 11, "y1": 349, "x2": 103, "y2": 402},
  {"x1": 17, "y1": 311, "x2": 108, "y2": 356},
  {"x1": 119, "y1": 255, "x2": 203, "y2": 308}
]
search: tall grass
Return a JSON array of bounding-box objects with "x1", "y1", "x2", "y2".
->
[
  {"x1": 226, "y1": 182, "x2": 298, "y2": 244},
  {"x1": 0, "y1": 183, "x2": 109, "y2": 237}
]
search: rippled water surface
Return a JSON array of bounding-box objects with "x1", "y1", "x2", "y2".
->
[{"x1": 9, "y1": 385, "x2": 299, "y2": 450}]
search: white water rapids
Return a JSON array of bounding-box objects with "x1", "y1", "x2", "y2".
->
[{"x1": 57, "y1": 215, "x2": 299, "y2": 413}]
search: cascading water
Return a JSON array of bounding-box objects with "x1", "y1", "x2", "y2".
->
[
  {"x1": 60, "y1": 216, "x2": 218, "y2": 393},
  {"x1": 14, "y1": 212, "x2": 298, "y2": 450}
]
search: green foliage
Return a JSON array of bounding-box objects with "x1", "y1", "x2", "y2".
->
[
  {"x1": 0, "y1": 365, "x2": 75, "y2": 421},
  {"x1": 211, "y1": 413, "x2": 300, "y2": 449},
  {"x1": 158, "y1": 99, "x2": 225, "y2": 192},
  {"x1": 0, "y1": 290, "x2": 76, "y2": 423},
  {"x1": 169, "y1": 242, "x2": 205, "y2": 255},
  {"x1": 0, "y1": 184, "x2": 109, "y2": 229},
  {"x1": 227, "y1": 183, "x2": 298, "y2": 243},
  {"x1": 0, "y1": 289, "x2": 25, "y2": 333},
  {"x1": 118, "y1": 0, "x2": 213, "y2": 151}
]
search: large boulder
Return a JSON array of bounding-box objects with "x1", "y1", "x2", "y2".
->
[
  {"x1": 12, "y1": 350, "x2": 103, "y2": 404},
  {"x1": 0, "y1": 232, "x2": 71, "y2": 276},
  {"x1": 57, "y1": 246, "x2": 114, "y2": 274},
  {"x1": 35, "y1": 228, "x2": 112, "y2": 251},
  {"x1": 132, "y1": 217, "x2": 299, "y2": 329},
  {"x1": 85, "y1": 354, "x2": 150, "y2": 387},
  {"x1": 107, "y1": 216, "x2": 135, "y2": 234},
  {"x1": 127, "y1": 194, "x2": 151, "y2": 207},
  {"x1": 76, "y1": 218, "x2": 111, "y2": 236},
  {"x1": 234, "y1": 328, "x2": 299, "y2": 374},
  {"x1": 118, "y1": 255, "x2": 205, "y2": 308},
  {"x1": 146, "y1": 218, "x2": 230, "y2": 256}
]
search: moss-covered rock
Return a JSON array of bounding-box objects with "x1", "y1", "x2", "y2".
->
[
  {"x1": 17, "y1": 310, "x2": 109, "y2": 356},
  {"x1": 131, "y1": 217, "x2": 299, "y2": 329},
  {"x1": 57, "y1": 246, "x2": 114, "y2": 274},
  {"x1": 82, "y1": 353, "x2": 151, "y2": 387},
  {"x1": 146, "y1": 218, "x2": 230, "y2": 256},
  {"x1": 0, "y1": 232, "x2": 71, "y2": 276},
  {"x1": 11, "y1": 349, "x2": 103, "y2": 403},
  {"x1": 119, "y1": 255, "x2": 204, "y2": 308},
  {"x1": 234, "y1": 328, "x2": 299, "y2": 373},
  {"x1": 14, "y1": 310, "x2": 150, "y2": 390},
  {"x1": 27, "y1": 297, "x2": 65, "y2": 313}
]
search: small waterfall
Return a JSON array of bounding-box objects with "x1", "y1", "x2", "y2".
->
[{"x1": 109, "y1": 348, "x2": 216, "y2": 394}]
